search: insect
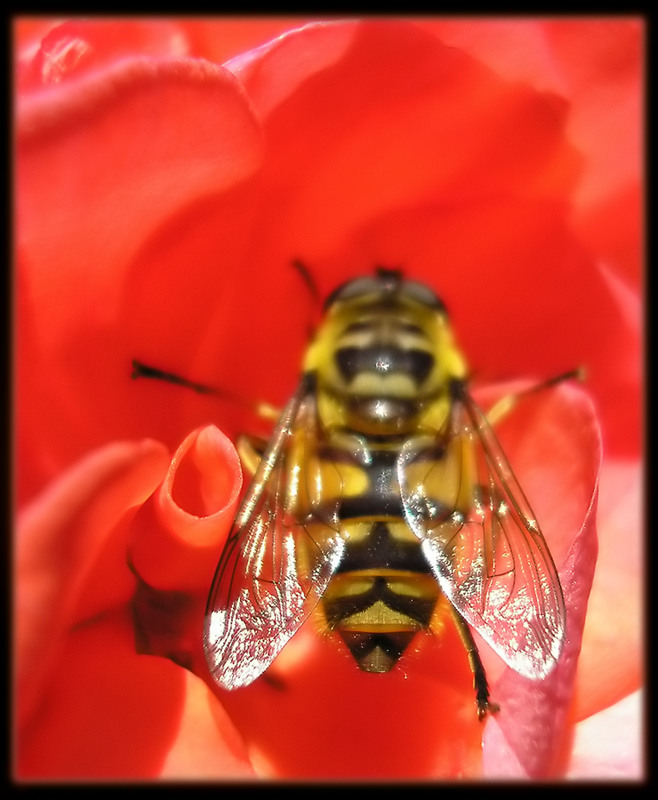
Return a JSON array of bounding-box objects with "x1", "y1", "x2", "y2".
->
[{"x1": 199, "y1": 266, "x2": 568, "y2": 719}]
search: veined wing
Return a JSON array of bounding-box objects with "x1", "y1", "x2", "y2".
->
[
  {"x1": 398, "y1": 386, "x2": 566, "y2": 679},
  {"x1": 203, "y1": 375, "x2": 345, "y2": 689}
]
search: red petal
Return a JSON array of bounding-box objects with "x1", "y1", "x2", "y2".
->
[
  {"x1": 575, "y1": 182, "x2": 642, "y2": 290},
  {"x1": 15, "y1": 19, "x2": 636, "y2": 777},
  {"x1": 180, "y1": 17, "x2": 316, "y2": 63},
  {"x1": 16, "y1": 432, "x2": 247, "y2": 778},
  {"x1": 160, "y1": 672, "x2": 255, "y2": 779},
  {"x1": 542, "y1": 19, "x2": 643, "y2": 212},
  {"x1": 15, "y1": 440, "x2": 192, "y2": 778},
  {"x1": 417, "y1": 20, "x2": 643, "y2": 230},
  {"x1": 17, "y1": 54, "x2": 262, "y2": 504},
  {"x1": 219, "y1": 18, "x2": 639, "y2": 464},
  {"x1": 575, "y1": 457, "x2": 642, "y2": 720},
  {"x1": 16, "y1": 19, "x2": 193, "y2": 91},
  {"x1": 229, "y1": 21, "x2": 580, "y2": 265},
  {"x1": 215, "y1": 621, "x2": 487, "y2": 779},
  {"x1": 16, "y1": 439, "x2": 168, "y2": 726},
  {"x1": 17, "y1": 606, "x2": 188, "y2": 778}
]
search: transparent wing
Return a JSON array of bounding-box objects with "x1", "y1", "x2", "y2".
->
[
  {"x1": 398, "y1": 388, "x2": 566, "y2": 679},
  {"x1": 203, "y1": 376, "x2": 345, "y2": 689}
]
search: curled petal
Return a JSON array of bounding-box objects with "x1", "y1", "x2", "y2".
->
[
  {"x1": 128, "y1": 425, "x2": 241, "y2": 681},
  {"x1": 129, "y1": 425, "x2": 242, "y2": 591}
]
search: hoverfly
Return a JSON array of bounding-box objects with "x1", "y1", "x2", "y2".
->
[{"x1": 198, "y1": 267, "x2": 567, "y2": 719}]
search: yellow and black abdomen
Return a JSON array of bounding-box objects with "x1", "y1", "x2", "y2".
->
[
  {"x1": 322, "y1": 520, "x2": 441, "y2": 673},
  {"x1": 310, "y1": 442, "x2": 443, "y2": 674}
]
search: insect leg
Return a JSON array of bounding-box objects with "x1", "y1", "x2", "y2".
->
[
  {"x1": 132, "y1": 359, "x2": 221, "y2": 395},
  {"x1": 291, "y1": 258, "x2": 321, "y2": 308},
  {"x1": 450, "y1": 608, "x2": 500, "y2": 720},
  {"x1": 485, "y1": 367, "x2": 584, "y2": 427},
  {"x1": 131, "y1": 359, "x2": 280, "y2": 421},
  {"x1": 237, "y1": 434, "x2": 268, "y2": 478}
]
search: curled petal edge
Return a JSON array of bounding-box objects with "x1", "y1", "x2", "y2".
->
[{"x1": 128, "y1": 425, "x2": 242, "y2": 592}]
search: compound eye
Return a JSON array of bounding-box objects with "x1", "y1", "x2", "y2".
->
[
  {"x1": 400, "y1": 281, "x2": 446, "y2": 311},
  {"x1": 324, "y1": 276, "x2": 381, "y2": 309},
  {"x1": 324, "y1": 271, "x2": 447, "y2": 315}
]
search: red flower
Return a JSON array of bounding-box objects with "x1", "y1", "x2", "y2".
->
[{"x1": 15, "y1": 18, "x2": 642, "y2": 779}]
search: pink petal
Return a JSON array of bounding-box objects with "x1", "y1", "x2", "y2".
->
[
  {"x1": 482, "y1": 383, "x2": 601, "y2": 778},
  {"x1": 567, "y1": 690, "x2": 644, "y2": 778}
]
